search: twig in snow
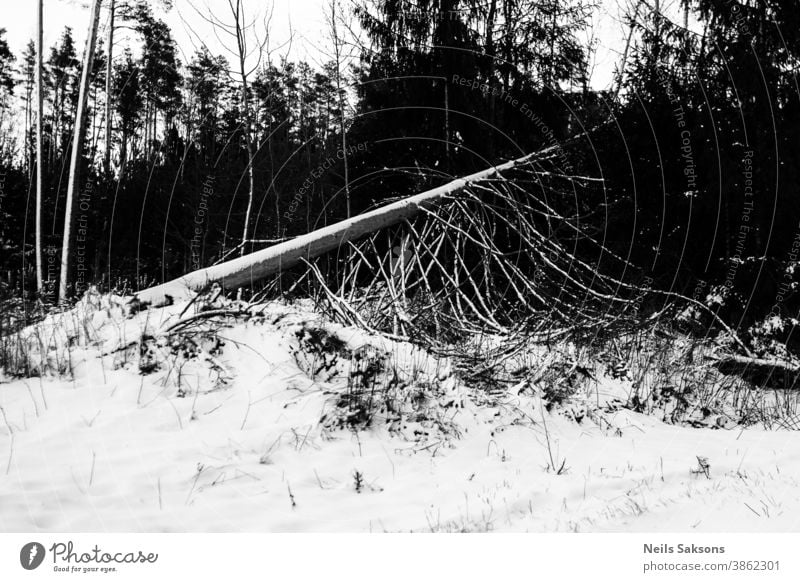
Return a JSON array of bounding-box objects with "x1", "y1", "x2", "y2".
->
[
  {"x1": 353, "y1": 430, "x2": 363, "y2": 457},
  {"x1": 314, "y1": 469, "x2": 326, "y2": 489},
  {"x1": 185, "y1": 463, "x2": 205, "y2": 505},
  {"x1": 0, "y1": 405, "x2": 13, "y2": 436},
  {"x1": 538, "y1": 392, "x2": 568, "y2": 475},
  {"x1": 24, "y1": 381, "x2": 40, "y2": 417},
  {"x1": 295, "y1": 426, "x2": 312, "y2": 452},
  {"x1": 38, "y1": 376, "x2": 48, "y2": 410},
  {"x1": 89, "y1": 451, "x2": 96, "y2": 486},
  {"x1": 71, "y1": 468, "x2": 86, "y2": 494},
  {"x1": 81, "y1": 410, "x2": 101, "y2": 427},
  {"x1": 744, "y1": 502, "x2": 760, "y2": 517},
  {"x1": 166, "y1": 397, "x2": 184, "y2": 430},
  {"x1": 240, "y1": 391, "x2": 252, "y2": 430},
  {"x1": 177, "y1": 286, "x2": 207, "y2": 319},
  {"x1": 5, "y1": 435, "x2": 13, "y2": 475},
  {"x1": 202, "y1": 401, "x2": 227, "y2": 416},
  {"x1": 233, "y1": 468, "x2": 261, "y2": 481},
  {"x1": 161, "y1": 308, "x2": 249, "y2": 336},
  {"x1": 97, "y1": 351, "x2": 107, "y2": 385},
  {"x1": 693, "y1": 456, "x2": 711, "y2": 479}
]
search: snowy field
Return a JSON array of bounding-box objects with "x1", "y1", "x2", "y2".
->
[{"x1": 2, "y1": 292, "x2": 800, "y2": 533}]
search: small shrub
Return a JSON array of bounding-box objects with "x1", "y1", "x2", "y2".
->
[
  {"x1": 292, "y1": 324, "x2": 350, "y2": 381},
  {"x1": 353, "y1": 470, "x2": 364, "y2": 493}
]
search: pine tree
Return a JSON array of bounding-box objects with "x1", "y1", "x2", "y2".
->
[
  {"x1": 185, "y1": 47, "x2": 228, "y2": 162},
  {"x1": 112, "y1": 48, "x2": 142, "y2": 172},
  {"x1": 46, "y1": 28, "x2": 79, "y2": 166},
  {"x1": 0, "y1": 28, "x2": 14, "y2": 96},
  {"x1": 20, "y1": 41, "x2": 36, "y2": 174},
  {"x1": 134, "y1": 6, "x2": 181, "y2": 160},
  {"x1": 103, "y1": 0, "x2": 115, "y2": 175}
]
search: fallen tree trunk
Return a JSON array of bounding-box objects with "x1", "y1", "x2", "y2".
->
[
  {"x1": 705, "y1": 353, "x2": 800, "y2": 386},
  {"x1": 134, "y1": 150, "x2": 542, "y2": 307}
]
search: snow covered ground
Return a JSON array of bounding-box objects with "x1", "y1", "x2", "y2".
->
[{"x1": 2, "y1": 293, "x2": 800, "y2": 532}]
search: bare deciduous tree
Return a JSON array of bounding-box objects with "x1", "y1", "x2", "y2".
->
[
  {"x1": 186, "y1": 0, "x2": 273, "y2": 257},
  {"x1": 326, "y1": 0, "x2": 352, "y2": 218}
]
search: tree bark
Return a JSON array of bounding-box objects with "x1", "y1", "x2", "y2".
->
[
  {"x1": 58, "y1": 0, "x2": 103, "y2": 301},
  {"x1": 35, "y1": 0, "x2": 44, "y2": 295}
]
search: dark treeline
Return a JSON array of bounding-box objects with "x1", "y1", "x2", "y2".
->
[
  {"x1": 0, "y1": 0, "x2": 799, "y2": 349},
  {"x1": 0, "y1": 1, "x2": 355, "y2": 297}
]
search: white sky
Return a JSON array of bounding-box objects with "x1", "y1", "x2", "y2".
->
[
  {"x1": 1, "y1": 0, "x2": 332, "y2": 71},
  {"x1": 0, "y1": 0, "x2": 690, "y2": 91}
]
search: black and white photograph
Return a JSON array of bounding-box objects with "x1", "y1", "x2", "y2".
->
[{"x1": 0, "y1": 0, "x2": 800, "y2": 571}]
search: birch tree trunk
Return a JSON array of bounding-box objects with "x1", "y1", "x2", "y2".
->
[
  {"x1": 329, "y1": 0, "x2": 350, "y2": 217},
  {"x1": 239, "y1": 124, "x2": 257, "y2": 252},
  {"x1": 58, "y1": 0, "x2": 103, "y2": 302},
  {"x1": 234, "y1": 3, "x2": 257, "y2": 257},
  {"x1": 35, "y1": 0, "x2": 44, "y2": 295}
]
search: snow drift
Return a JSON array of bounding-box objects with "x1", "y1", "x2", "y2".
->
[{"x1": 1, "y1": 292, "x2": 800, "y2": 532}]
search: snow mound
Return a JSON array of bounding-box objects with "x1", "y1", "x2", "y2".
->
[{"x1": 2, "y1": 294, "x2": 800, "y2": 532}]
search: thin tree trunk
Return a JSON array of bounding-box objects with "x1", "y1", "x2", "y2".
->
[
  {"x1": 612, "y1": 0, "x2": 644, "y2": 103},
  {"x1": 502, "y1": 0, "x2": 513, "y2": 91},
  {"x1": 548, "y1": 4, "x2": 557, "y2": 87},
  {"x1": 443, "y1": 81, "x2": 450, "y2": 171},
  {"x1": 103, "y1": 0, "x2": 115, "y2": 175},
  {"x1": 24, "y1": 72, "x2": 31, "y2": 174},
  {"x1": 120, "y1": 129, "x2": 127, "y2": 172},
  {"x1": 238, "y1": 67, "x2": 255, "y2": 252},
  {"x1": 144, "y1": 102, "x2": 149, "y2": 160},
  {"x1": 35, "y1": 0, "x2": 44, "y2": 295},
  {"x1": 228, "y1": 0, "x2": 257, "y2": 258},
  {"x1": 51, "y1": 86, "x2": 57, "y2": 168},
  {"x1": 268, "y1": 85, "x2": 279, "y2": 235},
  {"x1": 90, "y1": 84, "x2": 99, "y2": 159},
  {"x1": 240, "y1": 102, "x2": 256, "y2": 256},
  {"x1": 652, "y1": 0, "x2": 661, "y2": 64},
  {"x1": 58, "y1": 0, "x2": 103, "y2": 301},
  {"x1": 485, "y1": 0, "x2": 497, "y2": 155},
  {"x1": 330, "y1": 0, "x2": 350, "y2": 217}
]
